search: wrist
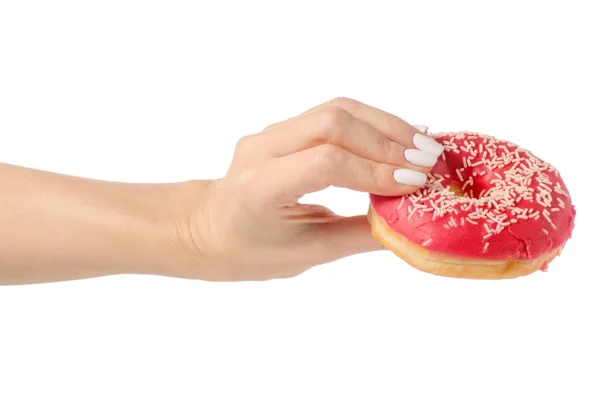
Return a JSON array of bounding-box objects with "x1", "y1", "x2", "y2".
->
[{"x1": 147, "y1": 179, "x2": 218, "y2": 280}]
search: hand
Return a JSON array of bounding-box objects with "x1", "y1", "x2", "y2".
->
[
  {"x1": 184, "y1": 98, "x2": 444, "y2": 281},
  {"x1": 0, "y1": 97, "x2": 443, "y2": 285}
]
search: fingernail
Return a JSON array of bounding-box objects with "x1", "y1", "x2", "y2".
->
[
  {"x1": 413, "y1": 133, "x2": 444, "y2": 156},
  {"x1": 413, "y1": 125, "x2": 429, "y2": 134},
  {"x1": 393, "y1": 169, "x2": 427, "y2": 186},
  {"x1": 404, "y1": 149, "x2": 438, "y2": 167}
]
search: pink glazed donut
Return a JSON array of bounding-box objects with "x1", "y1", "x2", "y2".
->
[{"x1": 368, "y1": 131, "x2": 575, "y2": 279}]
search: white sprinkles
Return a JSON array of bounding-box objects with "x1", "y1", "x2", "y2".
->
[{"x1": 399, "y1": 132, "x2": 569, "y2": 254}]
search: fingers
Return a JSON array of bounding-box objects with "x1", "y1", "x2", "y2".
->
[
  {"x1": 252, "y1": 144, "x2": 426, "y2": 207},
  {"x1": 265, "y1": 97, "x2": 428, "y2": 148},
  {"x1": 311, "y1": 98, "x2": 430, "y2": 147},
  {"x1": 246, "y1": 106, "x2": 438, "y2": 172},
  {"x1": 236, "y1": 98, "x2": 444, "y2": 205}
]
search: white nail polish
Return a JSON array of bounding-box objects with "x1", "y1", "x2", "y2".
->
[
  {"x1": 413, "y1": 133, "x2": 444, "y2": 156},
  {"x1": 413, "y1": 125, "x2": 429, "y2": 134},
  {"x1": 393, "y1": 169, "x2": 427, "y2": 186},
  {"x1": 405, "y1": 149, "x2": 438, "y2": 167}
]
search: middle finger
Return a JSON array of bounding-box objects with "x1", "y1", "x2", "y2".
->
[{"x1": 249, "y1": 105, "x2": 442, "y2": 170}]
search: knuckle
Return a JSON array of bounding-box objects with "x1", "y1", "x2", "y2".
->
[
  {"x1": 262, "y1": 122, "x2": 277, "y2": 131},
  {"x1": 375, "y1": 135, "x2": 396, "y2": 161},
  {"x1": 320, "y1": 106, "x2": 352, "y2": 129},
  {"x1": 315, "y1": 144, "x2": 344, "y2": 174},
  {"x1": 365, "y1": 160, "x2": 389, "y2": 190},
  {"x1": 329, "y1": 96, "x2": 359, "y2": 110},
  {"x1": 234, "y1": 134, "x2": 254, "y2": 155},
  {"x1": 318, "y1": 106, "x2": 352, "y2": 139}
]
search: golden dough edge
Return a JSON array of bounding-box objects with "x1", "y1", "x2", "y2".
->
[{"x1": 367, "y1": 205, "x2": 561, "y2": 280}]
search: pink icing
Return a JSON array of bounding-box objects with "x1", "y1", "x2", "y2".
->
[{"x1": 370, "y1": 132, "x2": 575, "y2": 261}]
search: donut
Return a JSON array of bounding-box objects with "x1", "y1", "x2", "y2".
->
[{"x1": 368, "y1": 131, "x2": 575, "y2": 279}]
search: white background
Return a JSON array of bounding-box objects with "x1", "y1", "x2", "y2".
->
[{"x1": 1, "y1": 1, "x2": 598, "y2": 399}]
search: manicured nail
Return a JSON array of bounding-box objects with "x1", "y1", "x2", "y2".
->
[
  {"x1": 405, "y1": 149, "x2": 438, "y2": 167},
  {"x1": 413, "y1": 125, "x2": 429, "y2": 134},
  {"x1": 413, "y1": 133, "x2": 444, "y2": 156},
  {"x1": 393, "y1": 169, "x2": 427, "y2": 186}
]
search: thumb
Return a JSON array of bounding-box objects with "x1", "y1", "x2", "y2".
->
[{"x1": 316, "y1": 215, "x2": 384, "y2": 260}]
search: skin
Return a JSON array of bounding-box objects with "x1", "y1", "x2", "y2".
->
[{"x1": 0, "y1": 97, "x2": 438, "y2": 285}]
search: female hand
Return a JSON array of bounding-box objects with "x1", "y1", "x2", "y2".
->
[
  {"x1": 0, "y1": 97, "x2": 442, "y2": 285},
  {"x1": 183, "y1": 97, "x2": 444, "y2": 281}
]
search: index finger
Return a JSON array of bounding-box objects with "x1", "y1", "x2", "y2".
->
[{"x1": 264, "y1": 97, "x2": 428, "y2": 142}]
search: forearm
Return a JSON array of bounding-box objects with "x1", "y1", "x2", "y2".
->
[{"x1": 0, "y1": 163, "x2": 208, "y2": 285}]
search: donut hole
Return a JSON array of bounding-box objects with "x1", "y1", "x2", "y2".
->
[{"x1": 448, "y1": 182, "x2": 465, "y2": 197}]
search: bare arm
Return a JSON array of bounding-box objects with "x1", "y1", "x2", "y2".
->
[
  {"x1": 0, "y1": 98, "x2": 440, "y2": 285},
  {"x1": 0, "y1": 162, "x2": 207, "y2": 285}
]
